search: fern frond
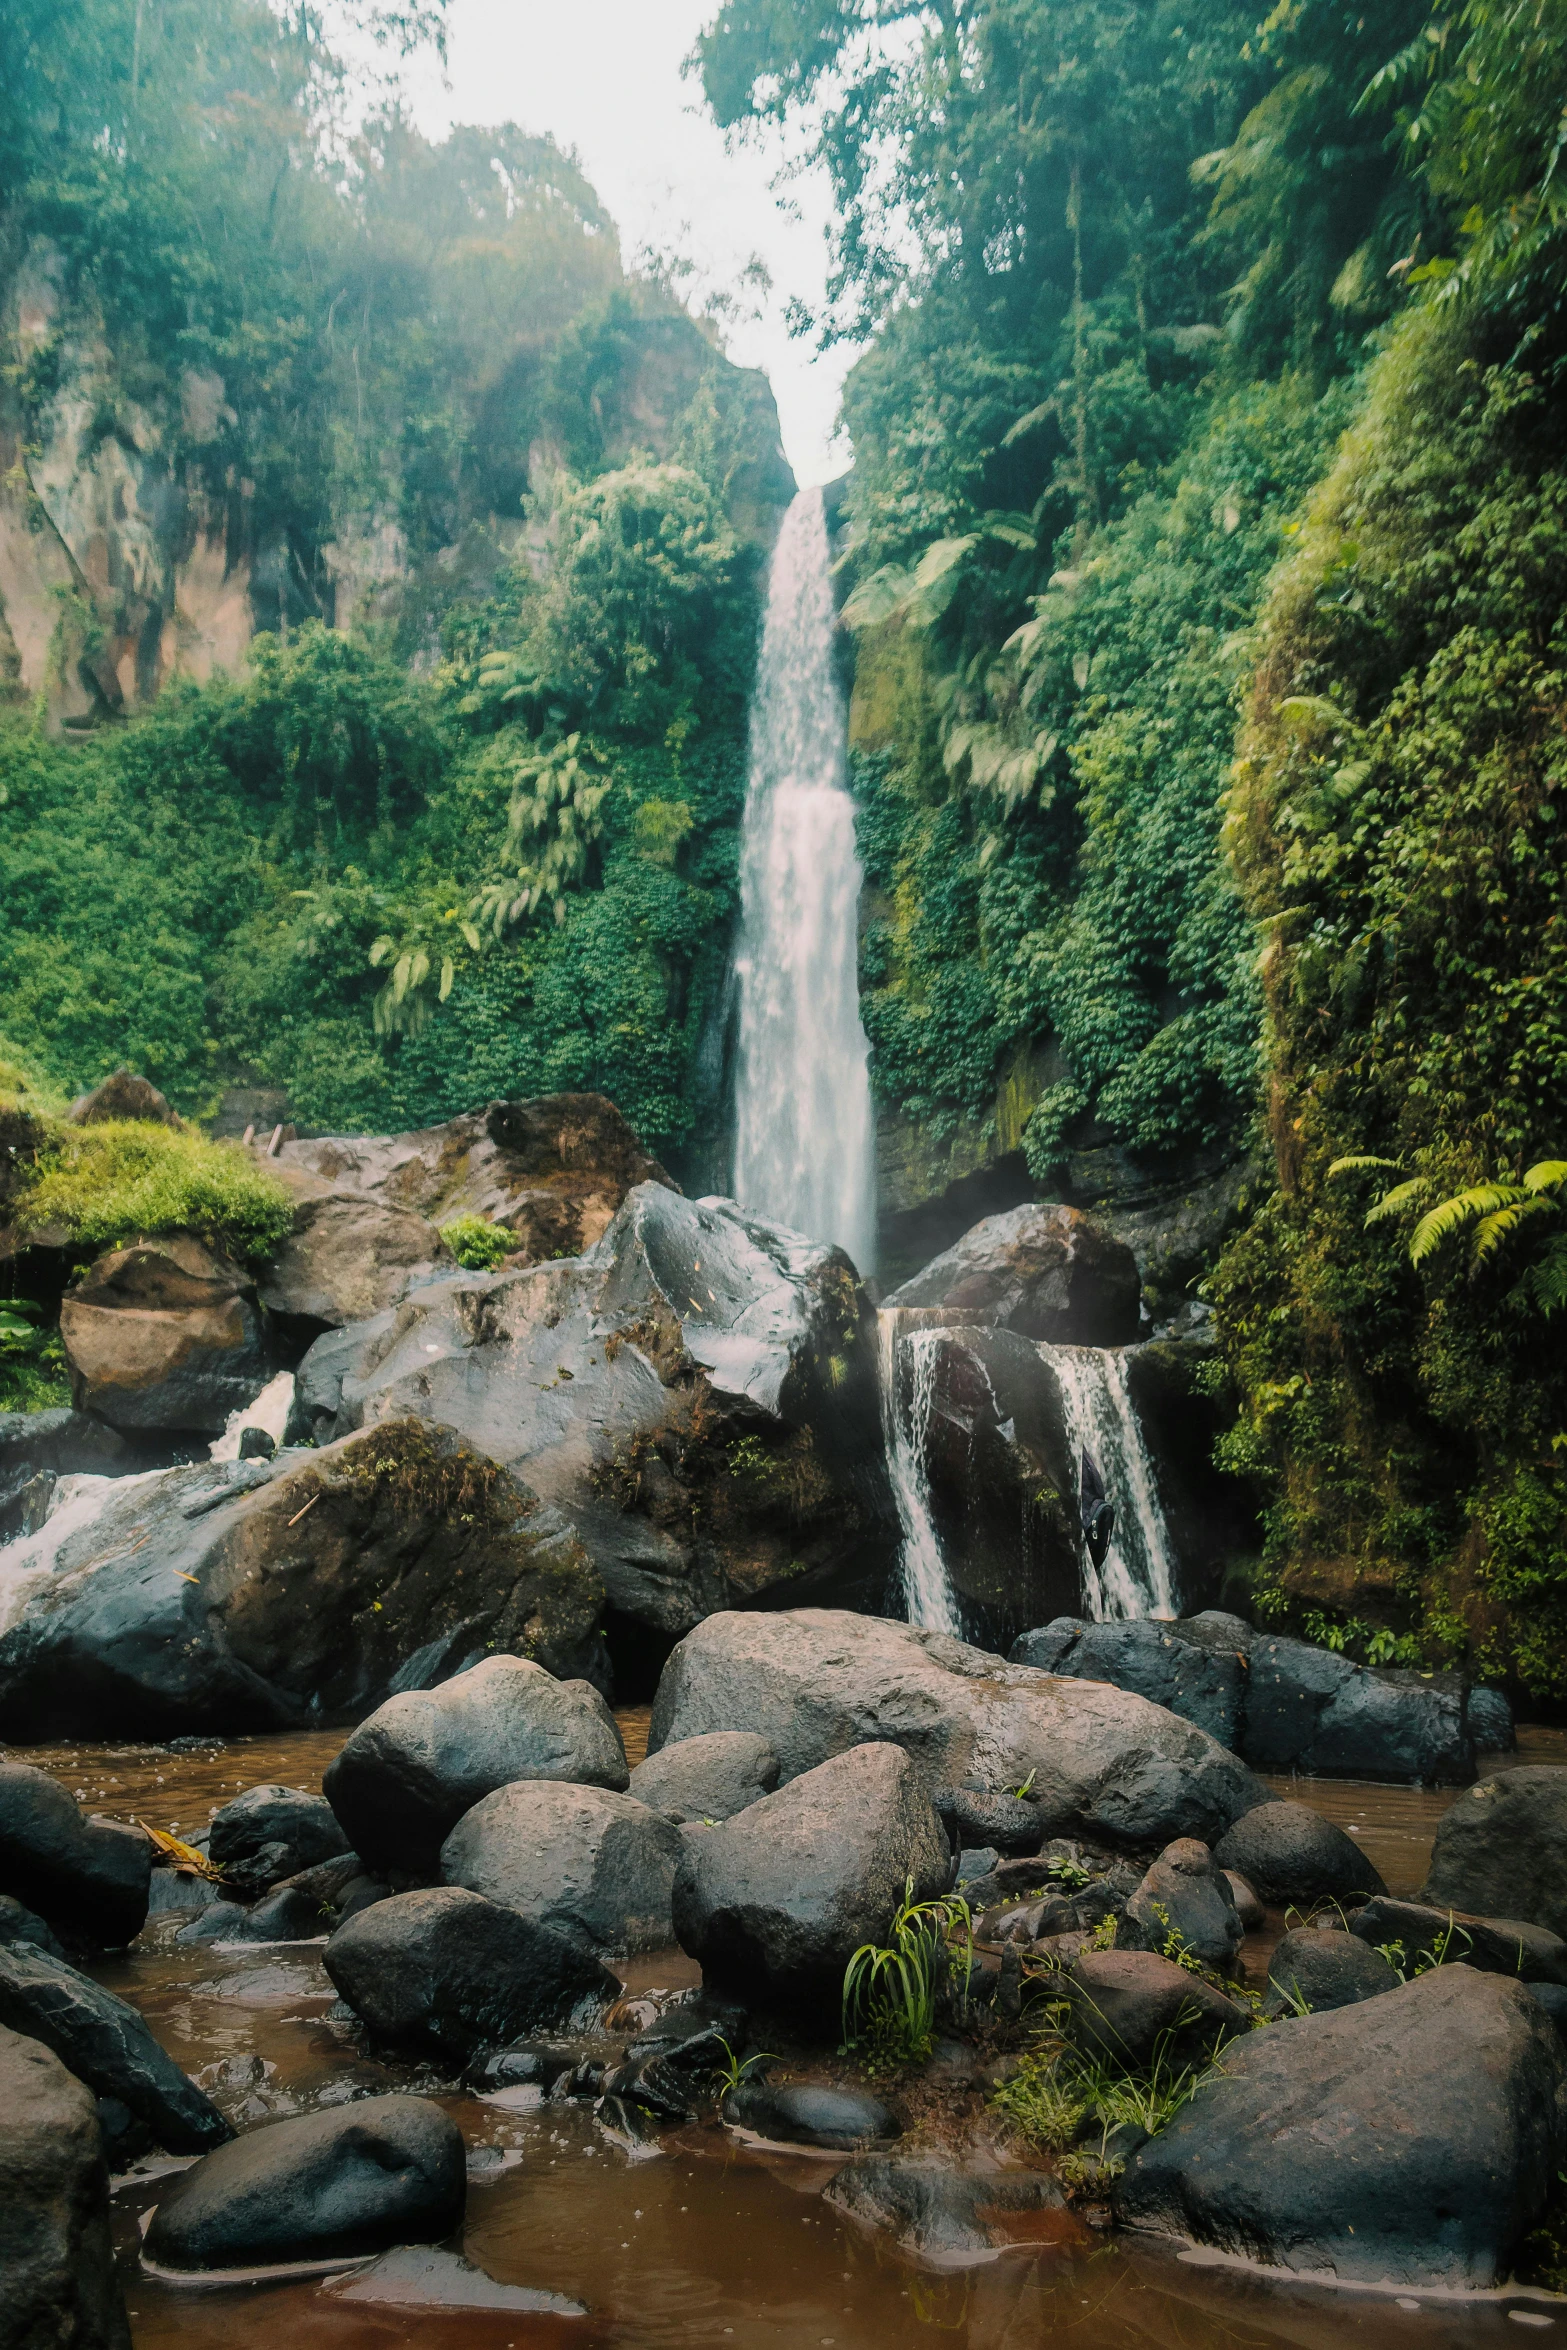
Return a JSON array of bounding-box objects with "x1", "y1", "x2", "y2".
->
[
  {"x1": 1327, "y1": 1155, "x2": 1403, "y2": 1178},
  {"x1": 1523, "y1": 1160, "x2": 1567, "y2": 1193},
  {"x1": 1364, "y1": 1177, "x2": 1430, "y2": 1227},
  {"x1": 1409, "y1": 1184, "x2": 1522, "y2": 1264}
]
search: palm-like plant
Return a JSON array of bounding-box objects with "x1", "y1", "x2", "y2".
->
[
  {"x1": 1331, "y1": 1155, "x2": 1567, "y2": 1312},
  {"x1": 841, "y1": 1879, "x2": 974, "y2": 2067}
]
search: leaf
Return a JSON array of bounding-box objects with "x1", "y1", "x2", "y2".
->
[
  {"x1": 1363, "y1": 1177, "x2": 1431, "y2": 1228},
  {"x1": 1327, "y1": 1155, "x2": 1404, "y2": 1178}
]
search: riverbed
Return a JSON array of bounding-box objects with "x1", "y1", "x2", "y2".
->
[{"x1": 12, "y1": 1722, "x2": 1566, "y2": 2350}]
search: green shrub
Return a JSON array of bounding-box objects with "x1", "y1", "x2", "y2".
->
[
  {"x1": 14, "y1": 1122, "x2": 296, "y2": 1262},
  {"x1": 439, "y1": 1214, "x2": 516, "y2": 1271}
]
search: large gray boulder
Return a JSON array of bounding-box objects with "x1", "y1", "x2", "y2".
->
[
  {"x1": 1118, "y1": 1966, "x2": 1567, "y2": 2285},
  {"x1": 441, "y1": 1781, "x2": 682, "y2": 1957},
  {"x1": 58, "y1": 1236, "x2": 270, "y2": 1435},
  {"x1": 289, "y1": 1182, "x2": 893, "y2": 1642},
  {"x1": 671, "y1": 1741, "x2": 951, "y2": 2012},
  {"x1": 1123, "y1": 1839, "x2": 1243, "y2": 1974},
  {"x1": 1264, "y1": 1927, "x2": 1400, "y2": 2016},
  {"x1": 1421, "y1": 1766, "x2": 1567, "y2": 1938},
  {"x1": 142, "y1": 2095, "x2": 465, "y2": 2274},
  {"x1": 884, "y1": 1202, "x2": 1141, "y2": 1346},
  {"x1": 323, "y1": 1655, "x2": 629, "y2": 1877},
  {"x1": 324, "y1": 1887, "x2": 616, "y2": 2052},
  {"x1": 0, "y1": 2023, "x2": 129, "y2": 2349},
  {"x1": 258, "y1": 1192, "x2": 452, "y2": 1330},
  {"x1": 648, "y1": 1610, "x2": 1267, "y2": 1849},
  {"x1": 0, "y1": 1421, "x2": 605, "y2": 1739},
  {"x1": 0, "y1": 1941, "x2": 230, "y2": 2154},
  {"x1": 1213, "y1": 1798, "x2": 1386, "y2": 1906},
  {"x1": 0, "y1": 1761, "x2": 152, "y2": 1947},
  {"x1": 1013, "y1": 1611, "x2": 1473, "y2": 1785},
  {"x1": 628, "y1": 1731, "x2": 779, "y2": 1824}
]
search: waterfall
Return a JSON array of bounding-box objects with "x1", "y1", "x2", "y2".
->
[
  {"x1": 731, "y1": 487, "x2": 878, "y2": 1275},
  {"x1": 877, "y1": 1311, "x2": 962, "y2": 1636},
  {"x1": 1039, "y1": 1342, "x2": 1179, "y2": 1621}
]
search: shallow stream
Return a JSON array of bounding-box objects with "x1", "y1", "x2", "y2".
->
[{"x1": 13, "y1": 1720, "x2": 1567, "y2": 2350}]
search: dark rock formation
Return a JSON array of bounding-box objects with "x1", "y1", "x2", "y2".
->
[
  {"x1": 258, "y1": 1193, "x2": 452, "y2": 1332},
  {"x1": 323, "y1": 1655, "x2": 629, "y2": 1878},
  {"x1": 1351, "y1": 1896, "x2": 1567, "y2": 1985},
  {"x1": 1264, "y1": 1927, "x2": 1400, "y2": 2016},
  {"x1": 1123, "y1": 1838, "x2": 1243, "y2": 1974},
  {"x1": 722, "y1": 2080, "x2": 899, "y2": 2149},
  {"x1": 628, "y1": 1731, "x2": 779, "y2": 1824},
  {"x1": 1012, "y1": 1616, "x2": 1244, "y2": 1749},
  {"x1": 0, "y1": 1762, "x2": 152, "y2": 1947},
  {"x1": 825, "y1": 2154, "x2": 1070, "y2": 2262},
  {"x1": 0, "y1": 1421, "x2": 605, "y2": 1738},
  {"x1": 0, "y1": 1941, "x2": 230, "y2": 2153},
  {"x1": 0, "y1": 1410, "x2": 137, "y2": 1543},
  {"x1": 65, "y1": 1069, "x2": 180, "y2": 1128},
  {"x1": 884, "y1": 1202, "x2": 1141, "y2": 1345},
  {"x1": 441, "y1": 1781, "x2": 682, "y2": 1957},
  {"x1": 207, "y1": 1785, "x2": 349, "y2": 1896},
  {"x1": 1213, "y1": 1799, "x2": 1386, "y2": 1906},
  {"x1": 649, "y1": 1608, "x2": 1267, "y2": 1849},
  {"x1": 1421, "y1": 1766, "x2": 1567, "y2": 1938},
  {"x1": 934, "y1": 1785, "x2": 1044, "y2": 1856},
  {"x1": 1117, "y1": 1967, "x2": 1566, "y2": 2286},
  {"x1": 0, "y1": 2022, "x2": 130, "y2": 2350},
  {"x1": 670, "y1": 1742, "x2": 953, "y2": 2014},
  {"x1": 324, "y1": 1887, "x2": 615, "y2": 2052},
  {"x1": 0, "y1": 1896, "x2": 66, "y2": 1958},
  {"x1": 58, "y1": 1237, "x2": 269, "y2": 1434},
  {"x1": 1061, "y1": 1950, "x2": 1248, "y2": 2067},
  {"x1": 142, "y1": 2096, "x2": 465, "y2": 2274}
]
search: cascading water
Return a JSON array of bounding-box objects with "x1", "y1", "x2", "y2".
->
[
  {"x1": 877, "y1": 1310, "x2": 962, "y2": 1636},
  {"x1": 731, "y1": 487, "x2": 877, "y2": 1275},
  {"x1": 1039, "y1": 1341, "x2": 1179, "y2": 1621}
]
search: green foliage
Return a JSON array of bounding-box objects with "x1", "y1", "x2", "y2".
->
[
  {"x1": 841, "y1": 1879, "x2": 974, "y2": 2072},
  {"x1": 439, "y1": 1214, "x2": 515, "y2": 1271},
  {"x1": 0, "y1": 1298, "x2": 70, "y2": 1413},
  {"x1": 994, "y1": 2023, "x2": 1222, "y2": 2159},
  {"x1": 14, "y1": 1121, "x2": 295, "y2": 1261}
]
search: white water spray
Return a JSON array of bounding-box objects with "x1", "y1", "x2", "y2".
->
[
  {"x1": 1039, "y1": 1342, "x2": 1179, "y2": 1621},
  {"x1": 732, "y1": 488, "x2": 877, "y2": 1274},
  {"x1": 877, "y1": 1310, "x2": 962, "y2": 1636}
]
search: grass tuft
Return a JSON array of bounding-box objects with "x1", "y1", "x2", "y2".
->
[{"x1": 14, "y1": 1121, "x2": 295, "y2": 1262}]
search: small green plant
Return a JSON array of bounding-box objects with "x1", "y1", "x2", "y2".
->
[
  {"x1": 1044, "y1": 1853, "x2": 1092, "y2": 1892},
  {"x1": 1010, "y1": 1768, "x2": 1038, "y2": 1800},
  {"x1": 995, "y1": 2020, "x2": 1220, "y2": 2164},
  {"x1": 841, "y1": 1879, "x2": 974, "y2": 2071},
  {"x1": 713, "y1": 2039, "x2": 775, "y2": 2096},
  {"x1": 439, "y1": 1214, "x2": 516, "y2": 1271},
  {"x1": 0, "y1": 1297, "x2": 70, "y2": 1412}
]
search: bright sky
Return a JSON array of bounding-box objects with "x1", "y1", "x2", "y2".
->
[{"x1": 399, "y1": 0, "x2": 858, "y2": 488}]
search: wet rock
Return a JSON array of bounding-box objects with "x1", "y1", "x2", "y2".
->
[
  {"x1": 934, "y1": 1786, "x2": 1044, "y2": 1856},
  {"x1": 885, "y1": 1203, "x2": 1141, "y2": 1346},
  {"x1": 208, "y1": 1785, "x2": 349, "y2": 1895},
  {"x1": 1223, "y1": 1873, "x2": 1264, "y2": 1932},
  {"x1": 601, "y1": 2024, "x2": 736, "y2": 2121},
  {"x1": 0, "y1": 1894, "x2": 66, "y2": 1958},
  {"x1": 1213, "y1": 1799, "x2": 1386, "y2": 1907},
  {"x1": 0, "y1": 1761, "x2": 152, "y2": 1947},
  {"x1": 671, "y1": 1741, "x2": 951, "y2": 2014},
  {"x1": 441, "y1": 1782, "x2": 681, "y2": 1957},
  {"x1": 825, "y1": 2155, "x2": 1069, "y2": 2262},
  {"x1": 66, "y1": 1068, "x2": 179, "y2": 1127},
  {"x1": 0, "y1": 1409, "x2": 136, "y2": 1543},
  {"x1": 258, "y1": 1193, "x2": 452, "y2": 1331},
  {"x1": 0, "y1": 2022, "x2": 130, "y2": 2350},
  {"x1": 0, "y1": 1422, "x2": 605, "y2": 1738},
  {"x1": 1350, "y1": 1896, "x2": 1567, "y2": 1985},
  {"x1": 0, "y1": 1940, "x2": 230, "y2": 2152},
  {"x1": 722, "y1": 2080, "x2": 899, "y2": 2149},
  {"x1": 325, "y1": 2243, "x2": 585, "y2": 2315},
  {"x1": 1467, "y1": 1687, "x2": 1515, "y2": 1752},
  {"x1": 142, "y1": 2094, "x2": 465, "y2": 2274},
  {"x1": 59, "y1": 1237, "x2": 270, "y2": 1435},
  {"x1": 649, "y1": 1608, "x2": 1267, "y2": 1850},
  {"x1": 628, "y1": 1730, "x2": 778, "y2": 1824},
  {"x1": 324, "y1": 1886, "x2": 615, "y2": 2053},
  {"x1": 1264, "y1": 1926, "x2": 1400, "y2": 2016},
  {"x1": 324, "y1": 1655, "x2": 628, "y2": 1878},
  {"x1": 1011, "y1": 1617, "x2": 1244, "y2": 1750},
  {"x1": 1421, "y1": 1765, "x2": 1567, "y2": 1939},
  {"x1": 1062, "y1": 1951, "x2": 1249, "y2": 2068},
  {"x1": 1117, "y1": 1967, "x2": 1566, "y2": 2285},
  {"x1": 1123, "y1": 1839, "x2": 1243, "y2": 1974},
  {"x1": 1528, "y1": 1981, "x2": 1567, "y2": 2036},
  {"x1": 206, "y1": 1855, "x2": 370, "y2": 1944},
  {"x1": 175, "y1": 1900, "x2": 253, "y2": 1946},
  {"x1": 292, "y1": 1182, "x2": 892, "y2": 1643}
]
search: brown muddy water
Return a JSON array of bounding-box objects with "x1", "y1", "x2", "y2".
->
[{"x1": 9, "y1": 1719, "x2": 1567, "y2": 2350}]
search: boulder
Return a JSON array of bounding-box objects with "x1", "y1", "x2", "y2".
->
[
  {"x1": 0, "y1": 1895, "x2": 66, "y2": 1958},
  {"x1": 1467, "y1": 1687, "x2": 1515, "y2": 1752},
  {"x1": 258, "y1": 1193, "x2": 452, "y2": 1331},
  {"x1": 934, "y1": 1786, "x2": 1044, "y2": 1856},
  {"x1": 1350, "y1": 1895, "x2": 1567, "y2": 1985},
  {"x1": 824, "y1": 2155, "x2": 1071, "y2": 2262},
  {"x1": 1224, "y1": 1872, "x2": 1264, "y2": 1932},
  {"x1": 648, "y1": 1609, "x2": 1267, "y2": 1850},
  {"x1": 0, "y1": 1761, "x2": 152, "y2": 1947},
  {"x1": 142, "y1": 2094, "x2": 465, "y2": 2275},
  {"x1": 0, "y1": 2023, "x2": 130, "y2": 2350},
  {"x1": 1264, "y1": 1927, "x2": 1400, "y2": 2016},
  {"x1": 0, "y1": 1940, "x2": 230, "y2": 2153},
  {"x1": 1123, "y1": 1839, "x2": 1243, "y2": 1974},
  {"x1": 324, "y1": 1655, "x2": 628, "y2": 1878},
  {"x1": 0, "y1": 1410, "x2": 137, "y2": 1544},
  {"x1": 0, "y1": 1421, "x2": 605, "y2": 1738},
  {"x1": 441, "y1": 1782, "x2": 682, "y2": 1957},
  {"x1": 1061, "y1": 1950, "x2": 1249, "y2": 2068},
  {"x1": 1213, "y1": 1799, "x2": 1386, "y2": 1907},
  {"x1": 290, "y1": 1182, "x2": 893, "y2": 1644},
  {"x1": 884, "y1": 1203, "x2": 1141, "y2": 1346},
  {"x1": 722, "y1": 2081, "x2": 899, "y2": 2149},
  {"x1": 1011, "y1": 1618, "x2": 1244, "y2": 1750},
  {"x1": 1421, "y1": 1765, "x2": 1567, "y2": 1939},
  {"x1": 628, "y1": 1731, "x2": 779, "y2": 1825},
  {"x1": 324, "y1": 1887, "x2": 616, "y2": 2052},
  {"x1": 66, "y1": 1068, "x2": 179, "y2": 1127},
  {"x1": 58, "y1": 1237, "x2": 270, "y2": 1435},
  {"x1": 205, "y1": 1855, "x2": 369, "y2": 1944},
  {"x1": 671, "y1": 1742, "x2": 951, "y2": 2013},
  {"x1": 208, "y1": 1785, "x2": 349, "y2": 1895},
  {"x1": 1117, "y1": 1966, "x2": 1567, "y2": 2285}
]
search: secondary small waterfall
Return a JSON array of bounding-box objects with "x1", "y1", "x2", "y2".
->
[
  {"x1": 1039, "y1": 1342, "x2": 1179, "y2": 1621},
  {"x1": 731, "y1": 487, "x2": 878, "y2": 1275},
  {"x1": 877, "y1": 1310, "x2": 962, "y2": 1636}
]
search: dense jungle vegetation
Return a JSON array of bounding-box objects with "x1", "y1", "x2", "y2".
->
[{"x1": 6, "y1": 0, "x2": 1567, "y2": 1689}]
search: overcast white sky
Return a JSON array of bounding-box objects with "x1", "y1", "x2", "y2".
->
[{"x1": 398, "y1": 0, "x2": 858, "y2": 487}]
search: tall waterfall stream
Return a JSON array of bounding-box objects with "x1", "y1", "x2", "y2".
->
[{"x1": 1040, "y1": 1340, "x2": 1180, "y2": 1620}]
